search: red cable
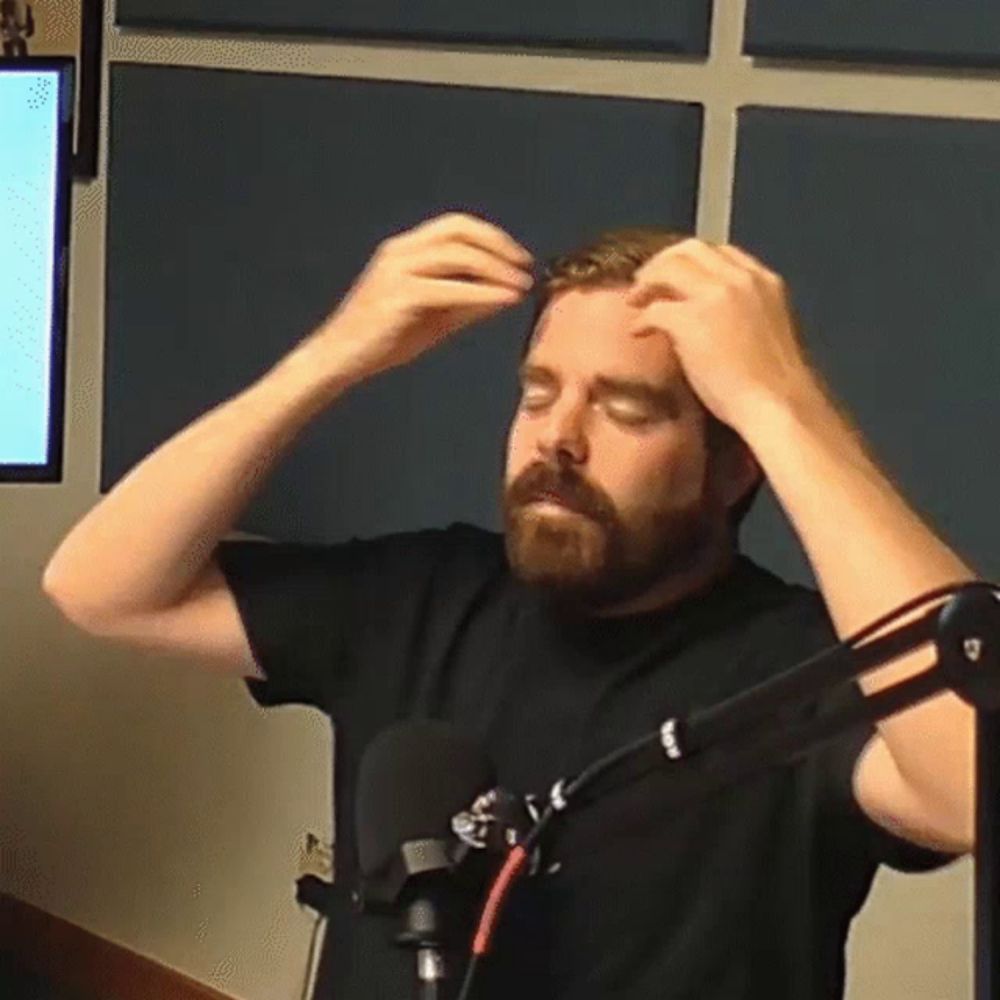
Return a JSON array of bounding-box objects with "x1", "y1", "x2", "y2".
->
[{"x1": 471, "y1": 845, "x2": 528, "y2": 956}]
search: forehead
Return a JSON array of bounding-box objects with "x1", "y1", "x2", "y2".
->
[{"x1": 525, "y1": 285, "x2": 686, "y2": 392}]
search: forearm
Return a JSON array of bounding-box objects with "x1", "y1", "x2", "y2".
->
[
  {"x1": 42, "y1": 333, "x2": 364, "y2": 621},
  {"x1": 744, "y1": 385, "x2": 979, "y2": 834}
]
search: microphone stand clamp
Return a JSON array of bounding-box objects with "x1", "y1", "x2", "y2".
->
[{"x1": 452, "y1": 787, "x2": 543, "y2": 876}]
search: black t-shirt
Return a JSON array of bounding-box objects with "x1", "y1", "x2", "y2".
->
[{"x1": 216, "y1": 521, "x2": 961, "y2": 1000}]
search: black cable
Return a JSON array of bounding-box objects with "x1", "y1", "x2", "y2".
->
[{"x1": 455, "y1": 954, "x2": 481, "y2": 1000}]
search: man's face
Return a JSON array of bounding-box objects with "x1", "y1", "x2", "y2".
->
[{"x1": 502, "y1": 284, "x2": 737, "y2": 617}]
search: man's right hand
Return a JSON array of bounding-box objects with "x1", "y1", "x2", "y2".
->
[{"x1": 311, "y1": 212, "x2": 536, "y2": 379}]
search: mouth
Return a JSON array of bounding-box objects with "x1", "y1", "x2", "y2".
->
[{"x1": 529, "y1": 492, "x2": 586, "y2": 514}]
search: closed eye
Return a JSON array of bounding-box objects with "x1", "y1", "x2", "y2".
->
[
  {"x1": 519, "y1": 389, "x2": 657, "y2": 425},
  {"x1": 608, "y1": 407, "x2": 651, "y2": 425}
]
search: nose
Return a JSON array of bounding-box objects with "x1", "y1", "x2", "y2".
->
[{"x1": 535, "y1": 399, "x2": 589, "y2": 466}]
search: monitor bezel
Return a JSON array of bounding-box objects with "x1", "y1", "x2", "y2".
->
[{"x1": 0, "y1": 57, "x2": 75, "y2": 484}]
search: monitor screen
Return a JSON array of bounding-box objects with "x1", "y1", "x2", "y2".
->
[{"x1": 0, "y1": 57, "x2": 74, "y2": 483}]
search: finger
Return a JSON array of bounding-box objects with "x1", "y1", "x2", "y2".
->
[
  {"x1": 715, "y1": 243, "x2": 770, "y2": 276},
  {"x1": 626, "y1": 278, "x2": 682, "y2": 310},
  {"x1": 675, "y1": 240, "x2": 754, "y2": 286},
  {"x1": 410, "y1": 242, "x2": 534, "y2": 292},
  {"x1": 627, "y1": 254, "x2": 713, "y2": 308},
  {"x1": 415, "y1": 276, "x2": 528, "y2": 308},
  {"x1": 626, "y1": 299, "x2": 683, "y2": 337},
  {"x1": 413, "y1": 212, "x2": 535, "y2": 269}
]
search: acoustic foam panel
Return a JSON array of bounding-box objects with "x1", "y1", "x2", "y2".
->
[
  {"x1": 745, "y1": 0, "x2": 1000, "y2": 71},
  {"x1": 731, "y1": 106, "x2": 1000, "y2": 588},
  {"x1": 116, "y1": 0, "x2": 712, "y2": 54},
  {"x1": 105, "y1": 64, "x2": 702, "y2": 541}
]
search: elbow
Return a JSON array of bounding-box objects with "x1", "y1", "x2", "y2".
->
[
  {"x1": 921, "y1": 795, "x2": 976, "y2": 856},
  {"x1": 950, "y1": 819, "x2": 976, "y2": 857},
  {"x1": 41, "y1": 569, "x2": 96, "y2": 630},
  {"x1": 41, "y1": 565, "x2": 65, "y2": 606},
  {"x1": 41, "y1": 564, "x2": 73, "y2": 609}
]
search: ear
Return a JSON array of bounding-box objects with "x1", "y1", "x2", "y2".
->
[{"x1": 712, "y1": 436, "x2": 763, "y2": 510}]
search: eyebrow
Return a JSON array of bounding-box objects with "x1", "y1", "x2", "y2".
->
[{"x1": 517, "y1": 362, "x2": 678, "y2": 409}]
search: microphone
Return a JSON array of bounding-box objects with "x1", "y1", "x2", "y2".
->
[{"x1": 354, "y1": 719, "x2": 501, "y2": 999}]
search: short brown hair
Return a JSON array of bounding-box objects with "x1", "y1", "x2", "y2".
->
[{"x1": 518, "y1": 226, "x2": 762, "y2": 532}]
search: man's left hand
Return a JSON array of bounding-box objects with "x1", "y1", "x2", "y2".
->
[{"x1": 624, "y1": 237, "x2": 821, "y2": 432}]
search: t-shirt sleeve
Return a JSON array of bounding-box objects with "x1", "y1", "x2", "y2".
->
[{"x1": 214, "y1": 527, "x2": 451, "y2": 713}]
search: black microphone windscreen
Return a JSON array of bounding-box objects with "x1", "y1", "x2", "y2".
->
[{"x1": 355, "y1": 719, "x2": 495, "y2": 878}]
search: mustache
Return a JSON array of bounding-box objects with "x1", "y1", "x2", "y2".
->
[{"x1": 514, "y1": 468, "x2": 599, "y2": 515}]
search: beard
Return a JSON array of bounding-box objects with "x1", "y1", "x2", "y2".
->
[{"x1": 501, "y1": 487, "x2": 724, "y2": 618}]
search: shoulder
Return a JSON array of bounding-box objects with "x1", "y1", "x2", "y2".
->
[
  {"x1": 340, "y1": 520, "x2": 509, "y2": 600},
  {"x1": 421, "y1": 520, "x2": 507, "y2": 571},
  {"x1": 732, "y1": 556, "x2": 837, "y2": 650},
  {"x1": 214, "y1": 520, "x2": 505, "y2": 604}
]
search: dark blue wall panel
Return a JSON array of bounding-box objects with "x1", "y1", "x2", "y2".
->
[
  {"x1": 745, "y1": 0, "x2": 1000, "y2": 70},
  {"x1": 105, "y1": 65, "x2": 701, "y2": 541},
  {"x1": 116, "y1": 0, "x2": 712, "y2": 54},
  {"x1": 732, "y1": 107, "x2": 1000, "y2": 586}
]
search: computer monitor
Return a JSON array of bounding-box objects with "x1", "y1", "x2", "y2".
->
[{"x1": 0, "y1": 57, "x2": 74, "y2": 483}]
